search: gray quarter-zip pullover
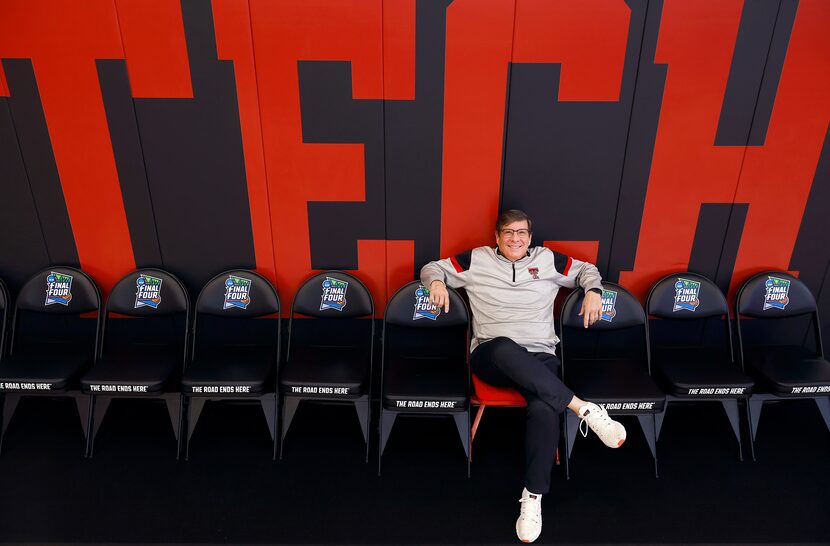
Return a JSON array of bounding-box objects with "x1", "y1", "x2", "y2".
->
[{"x1": 420, "y1": 246, "x2": 602, "y2": 355}]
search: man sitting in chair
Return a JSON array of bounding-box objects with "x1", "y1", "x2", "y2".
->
[{"x1": 420, "y1": 209, "x2": 626, "y2": 543}]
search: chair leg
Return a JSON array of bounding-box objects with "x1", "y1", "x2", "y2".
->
[
  {"x1": 354, "y1": 397, "x2": 370, "y2": 462},
  {"x1": 561, "y1": 414, "x2": 569, "y2": 479},
  {"x1": 636, "y1": 414, "x2": 659, "y2": 478},
  {"x1": 87, "y1": 396, "x2": 112, "y2": 458},
  {"x1": 749, "y1": 396, "x2": 764, "y2": 457},
  {"x1": 260, "y1": 394, "x2": 277, "y2": 443},
  {"x1": 565, "y1": 411, "x2": 579, "y2": 479},
  {"x1": 451, "y1": 412, "x2": 470, "y2": 477},
  {"x1": 744, "y1": 397, "x2": 756, "y2": 462},
  {"x1": 720, "y1": 398, "x2": 743, "y2": 461},
  {"x1": 378, "y1": 410, "x2": 397, "y2": 476},
  {"x1": 654, "y1": 406, "x2": 667, "y2": 442},
  {"x1": 185, "y1": 397, "x2": 207, "y2": 461},
  {"x1": 279, "y1": 397, "x2": 301, "y2": 460},
  {"x1": 85, "y1": 395, "x2": 94, "y2": 458},
  {"x1": 176, "y1": 395, "x2": 185, "y2": 460},
  {"x1": 165, "y1": 395, "x2": 181, "y2": 443},
  {"x1": 470, "y1": 405, "x2": 485, "y2": 461},
  {"x1": 74, "y1": 394, "x2": 90, "y2": 439},
  {"x1": 814, "y1": 397, "x2": 830, "y2": 433},
  {"x1": 0, "y1": 394, "x2": 21, "y2": 455}
]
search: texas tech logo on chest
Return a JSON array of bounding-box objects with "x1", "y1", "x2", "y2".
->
[{"x1": 45, "y1": 272, "x2": 73, "y2": 306}]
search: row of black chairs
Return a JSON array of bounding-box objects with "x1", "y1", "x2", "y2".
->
[
  {"x1": 0, "y1": 267, "x2": 469, "y2": 474},
  {"x1": 0, "y1": 268, "x2": 828, "y2": 479},
  {"x1": 552, "y1": 271, "x2": 828, "y2": 478}
]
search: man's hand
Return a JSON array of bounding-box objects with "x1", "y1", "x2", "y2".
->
[
  {"x1": 578, "y1": 289, "x2": 602, "y2": 328},
  {"x1": 428, "y1": 280, "x2": 450, "y2": 313}
]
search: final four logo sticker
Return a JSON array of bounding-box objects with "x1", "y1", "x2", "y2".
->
[
  {"x1": 45, "y1": 272, "x2": 73, "y2": 306},
  {"x1": 600, "y1": 289, "x2": 617, "y2": 322},
  {"x1": 135, "y1": 274, "x2": 163, "y2": 309},
  {"x1": 224, "y1": 275, "x2": 252, "y2": 310},
  {"x1": 413, "y1": 285, "x2": 441, "y2": 320},
  {"x1": 763, "y1": 276, "x2": 790, "y2": 310},
  {"x1": 673, "y1": 278, "x2": 701, "y2": 312},
  {"x1": 320, "y1": 277, "x2": 348, "y2": 311}
]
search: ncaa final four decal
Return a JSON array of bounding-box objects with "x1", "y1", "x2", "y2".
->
[
  {"x1": 45, "y1": 272, "x2": 73, "y2": 306},
  {"x1": 320, "y1": 277, "x2": 348, "y2": 311},
  {"x1": 224, "y1": 275, "x2": 252, "y2": 310},
  {"x1": 601, "y1": 289, "x2": 617, "y2": 322},
  {"x1": 135, "y1": 274, "x2": 162, "y2": 309},
  {"x1": 673, "y1": 278, "x2": 701, "y2": 312},
  {"x1": 413, "y1": 285, "x2": 441, "y2": 320},
  {"x1": 763, "y1": 276, "x2": 790, "y2": 310}
]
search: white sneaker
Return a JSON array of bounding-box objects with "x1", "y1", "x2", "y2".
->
[
  {"x1": 578, "y1": 402, "x2": 626, "y2": 448},
  {"x1": 516, "y1": 487, "x2": 542, "y2": 543}
]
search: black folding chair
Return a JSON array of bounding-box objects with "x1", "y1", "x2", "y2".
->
[
  {"x1": 280, "y1": 271, "x2": 374, "y2": 461},
  {"x1": 81, "y1": 269, "x2": 189, "y2": 457},
  {"x1": 0, "y1": 267, "x2": 100, "y2": 455},
  {"x1": 646, "y1": 273, "x2": 754, "y2": 460},
  {"x1": 378, "y1": 281, "x2": 470, "y2": 476},
  {"x1": 181, "y1": 270, "x2": 280, "y2": 459},
  {"x1": 560, "y1": 282, "x2": 666, "y2": 478},
  {"x1": 736, "y1": 271, "x2": 830, "y2": 457}
]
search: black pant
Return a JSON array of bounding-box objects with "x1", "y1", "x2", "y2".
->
[{"x1": 471, "y1": 337, "x2": 574, "y2": 494}]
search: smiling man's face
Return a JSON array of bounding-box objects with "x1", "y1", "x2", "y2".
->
[{"x1": 496, "y1": 220, "x2": 532, "y2": 262}]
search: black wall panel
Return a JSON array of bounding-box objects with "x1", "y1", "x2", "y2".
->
[
  {"x1": 383, "y1": 0, "x2": 450, "y2": 274},
  {"x1": 130, "y1": 0, "x2": 255, "y2": 292},
  {"x1": 1, "y1": 59, "x2": 79, "y2": 278}
]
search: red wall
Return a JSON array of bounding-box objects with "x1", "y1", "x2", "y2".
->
[{"x1": 1, "y1": 0, "x2": 828, "y2": 324}]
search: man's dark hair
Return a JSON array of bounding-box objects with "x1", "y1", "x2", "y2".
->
[{"x1": 496, "y1": 209, "x2": 533, "y2": 233}]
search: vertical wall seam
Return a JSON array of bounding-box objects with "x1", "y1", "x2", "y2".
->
[{"x1": 607, "y1": 0, "x2": 654, "y2": 282}]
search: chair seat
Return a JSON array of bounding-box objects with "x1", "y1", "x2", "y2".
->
[
  {"x1": 747, "y1": 346, "x2": 830, "y2": 396},
  {"x1": 471, "y1": 374, "x2": 526, "y2": 406},
  {"x1": 0, "y1": 343, "x2": 93, "y2": 392},
  {"x1": 653, "y1": 348, "x2": 754, "y2": 397},
  {"x1": 383, "y1": 357, "x2": 468, "y2": 411},
  {"x1": 280, "y1": 346, "x2": 368, "y2": 397},
  {"x1": 565, "y1": 358, "x2": 666, "y2": 414},
  {"x1": 81, "y1": 346, "x2": 181, "y2": 395},
  {"x1": 182, "y1": 345, "x2": 275, "y2": 396}
]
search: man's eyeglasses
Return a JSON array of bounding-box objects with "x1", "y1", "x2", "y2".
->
[{"x1": 499, "y1": 228, "x2": 531, "y2": 238}]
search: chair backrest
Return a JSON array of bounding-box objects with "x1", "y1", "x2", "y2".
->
[
  {"x1": 192, "y1": 270, "x2": 281, "y2": 359},
  {"x1": 106, "y1": 269, "x2": 189, "y2": 317},
  {"x1": 10, "y1": 266, "x2": 101, "y2": 353},
  {"x1": 736, "y1": 271, "x2": 816, "y2": 318},
  {"x1": 647, "y1": 272, "x2": 728, "y2": 319},
  {"x1": 292, "y1": 271, "x2": 373, "y2": 319},
  {"x1": 385, "y1": 281, "x2": 469, "y2": 328},
  {"x1": 560, "y1": 282, "x2": 649, "y2": 370},
  {"x1": 195, "y1": 270, "x2": 280, "y2": 318},
  {"x1": 736, "y1": 271, "x2": 823, "y2": 357},
  {"x1": 561, "y1": 282, "x2": 646, "y2": 331},
  {"x1": 100, "y1": 269, "x2": 190, "y2": 359},
  {"x1": 15, "y1": 266, "x2": 100, "y2": 314},
  {"x1": 646, "y1": 272, "x2": 733, "y2": 357},
  {"x1": 383, "y1": 281, "x2": 469, "y2": 360},
  {"x1": 289, "y1": 271, "x2": 374, "y2": 355}
]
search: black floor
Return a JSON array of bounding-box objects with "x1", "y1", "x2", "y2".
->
[{"x1": 0, "y1": 395, "x2": 828, "y2": 545}]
